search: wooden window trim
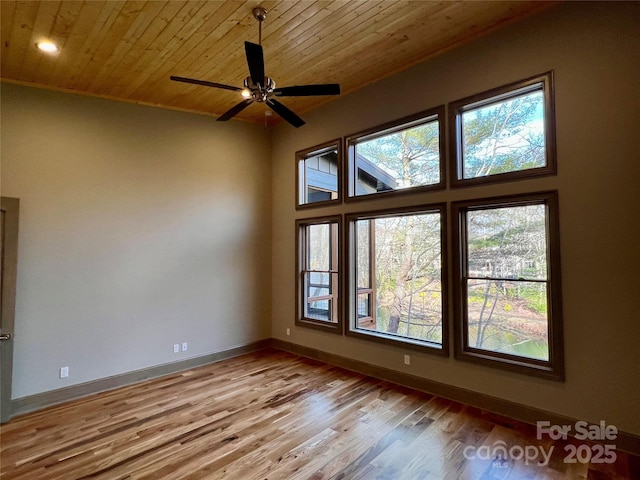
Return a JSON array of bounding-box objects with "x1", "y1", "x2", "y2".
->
[
  {"x1": 345, "y1": 106, "x2": 446, "y2": 203},
  {"x1": 452, "y1": 191, "x2": 564, "y2": 380},
  {"x1": 449, "y1": 71, "x2": 557, "y2": 188},
  {"x1": 345, "y1": 204, "x2": 449, "y2": 355},
  {"x1": 291, "y1": 73, "x2": 564, "y2": 382},
  {"x1": 295, "y1": 215, "x2": 343, "y2": 333},
  {"x1": 296, "y1": 139, "x2": 342, "y2": 210}
]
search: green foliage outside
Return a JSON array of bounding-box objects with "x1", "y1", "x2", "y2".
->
[{"x1": 357, "y1": 121, "x2": 440, "y2": 188}]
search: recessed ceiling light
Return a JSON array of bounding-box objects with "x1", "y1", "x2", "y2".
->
[{"x1": 36, "y1": 41, "x2": 59, "y2": 53}]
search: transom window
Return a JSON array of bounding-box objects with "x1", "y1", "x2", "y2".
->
[
  {"x1": 449, "y1": 72, "x2": 556, "y2": 187},
  {"x1": 346, "y1": 107, "x2": 445, "y2": 199},
  {"x1": 297, "y1": 141, "x2": 341, "y2": 208}
]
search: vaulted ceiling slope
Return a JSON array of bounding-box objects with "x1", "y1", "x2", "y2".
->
[{"x1": 1, "y1": 1, "x2": 555, "y2": 125}]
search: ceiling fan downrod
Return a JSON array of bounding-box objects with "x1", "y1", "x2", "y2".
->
[
  {"x1": 253, "y1": 7, "x2": 267, "y2": 46},
  {"x1": 248, "y1": 7, "x2": 270, "y2": 99}
]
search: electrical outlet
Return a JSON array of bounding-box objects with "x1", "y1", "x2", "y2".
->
[
  {"x1": 173, "y1": 344, "x2": 180, "y2": 354},
  {"x1": 60, "y1": 366, "x2": 69, "y2": 378},
  {"x1": 404, "y1": 355, "x2": 411, "y2": 366},
  {"x1": 286, "y1": 328, "x2": 291, "y2": 336},
  {"x1": 182, "y1": 342, "x2": 188, "y2": 352}
]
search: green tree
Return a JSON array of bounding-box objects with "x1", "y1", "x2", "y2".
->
[{"x1": 358, "y1": 121, "x2": 440, "y2": 188}]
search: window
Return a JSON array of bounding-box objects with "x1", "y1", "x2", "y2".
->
[
  {"x1": 449, "y1": 72, "x2": 556, "y2": 187},
  {"x1": 347, "y1": 205, "x2": 447, "y2": 353},
  {"x1": 296, "y1": 216, "x2": 342, "y2": 332},
  {"x1": 346, "y1": 107, "x2": 445, "y2": 199},
  {"x1": 452, "y1": 191, "x2": 563, "y2": 379},
  {"x1": 297, "y1": 141, "x2": 341, "y2": 208},
  {"x1": 292, "y1": 72, "x2": 561, "y2": 379}
]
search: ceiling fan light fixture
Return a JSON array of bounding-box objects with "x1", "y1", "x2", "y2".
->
[
  {"x1": 241, "y1": 89, "x2": 251, "y2": 98},
  {"x1": 36, "y1": 41, "x2": 59, "y2": 53}
]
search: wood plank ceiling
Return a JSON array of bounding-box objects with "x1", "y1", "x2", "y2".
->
[{"x1": 1, "y1": 1, "x2": 556, "y2": 125}]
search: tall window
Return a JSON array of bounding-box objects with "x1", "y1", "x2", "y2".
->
[
  {"x1": 452, "y1": 192, "x2": 563, "y2": 378},
  {"x1": 296, "y1": 217, "x2": 341, "y2": 332},
  {"x1": 449, "y1": 72, "x2": 556, "y2": 187},
  {"x1": 347, "y1": 206, "x2": 447, "y2": 353},
  {"x1": 346, "y1": 107, "x2": 445, "y2": 199}
]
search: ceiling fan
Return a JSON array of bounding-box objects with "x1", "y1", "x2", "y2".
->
[{"x1": 170, "y1": 7, "x2": 341, "y2": 128}]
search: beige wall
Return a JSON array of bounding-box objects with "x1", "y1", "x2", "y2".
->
[
  {"x1": 271, "y1": 2, "x2": 640, "y2": 435},
  {"x1": 1, "y1": 83, "x2": 272, "y2": 398},
  {"x1": 1, "y1": 1, "x2": 638, "y2": 437}
]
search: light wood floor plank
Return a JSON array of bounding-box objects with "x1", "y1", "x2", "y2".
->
[{"x1": 1, "y1": 349, "x2": 637, "y2": 479}]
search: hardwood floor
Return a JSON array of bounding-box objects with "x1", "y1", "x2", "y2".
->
[{"x1": 1, "y1": 349, "x2": 638, "y2": 479}]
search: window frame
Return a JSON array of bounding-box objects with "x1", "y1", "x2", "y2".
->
[
  {"x1": 291, "y1": 72, "x2": 563, "y2": 381},
  {"x1": 295, "y1": 215, "x2": 343, "y2": 333},
  {"x1": 345, "y1": 203, "x2": 449, "y2": 355},
  {"x1": 449, "y1": 72, "x2": 556, "y2": 188},
  {"x1": 452, "y1": 191, "x2": 564, "y2": 380},
  {"x1": 296, "y1": 139, "x2": 342, "y2": 210},
  {"x1": 345, "y1": 106, "x2": 446, "y2": 202}
]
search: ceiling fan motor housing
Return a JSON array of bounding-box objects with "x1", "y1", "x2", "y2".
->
[{"x1": 244, "y1": 75, "x2": 275, "y2": 102}]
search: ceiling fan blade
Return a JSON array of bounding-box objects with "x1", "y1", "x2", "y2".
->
[
  {"x1": 244, "y1": 42, "x2": 265, "y2": 86},
  {"x1": 266, "y1": 99, "x2": 305, "y2": 128},
  {"x1": 273, "y1": 84, "x2": 341, "y2": 97},
  {"x1": 170, "y1": 75, "x2": 242, "y2": 92},
  {"x1": 217, "y1": 99, "x2": 254, "y2": 122}
]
